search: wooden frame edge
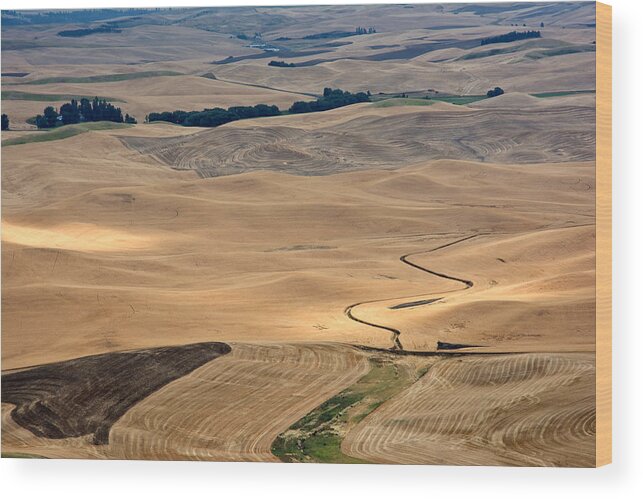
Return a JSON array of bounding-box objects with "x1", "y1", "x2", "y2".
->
[{"x1": 596, "y1": 1, "x2": 612, "y2": 468}]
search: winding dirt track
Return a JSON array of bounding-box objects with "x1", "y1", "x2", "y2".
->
[
  {"x1": 211, "y1": 75, "x2": 319, "y2": 98},
  {"x1": 345, "y1": 234, "x2": 479, "y2": 350},
  {"x1": 339, "y1": 224, "x2": 596, "y2": 466}
]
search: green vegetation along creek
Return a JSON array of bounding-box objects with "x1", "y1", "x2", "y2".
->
[{"x1": 271, "y1": 354, "x2": 434, "y2": 463}]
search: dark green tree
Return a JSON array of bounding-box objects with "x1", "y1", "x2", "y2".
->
[
  {"x1": 291, "y1": 88, "x2": 370, "y2": 114},
  {"x1": 486, "y1": 87, "x2": 505, "y2": 98},
  {"x1": 289, "y1": 101, "x2": 312, "y2": 114},
  {"x1": 79, "y1": 98, "x2": 94, "y2": 121},
  {"x1": 35, "y1": 106, "x2": 59, "y2": 128},
  {"x1": 268, "y1": 60, "x2": 296, "y2": 68},
  {"x1": 1, "y1": 113, "x2": 8, "y2": 131},
  {"x1": 60, "y1": 99, "x2": 81, "y2": 124}
]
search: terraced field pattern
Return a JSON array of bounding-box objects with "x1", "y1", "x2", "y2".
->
[{"x1": 2, "y1": 2, "x2": 597, "y2": 466}]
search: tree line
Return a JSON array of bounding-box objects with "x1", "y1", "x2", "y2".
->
[
  {"x1": 147, "y1": 103, "x2": 280, "y2": 127},
  {"x1": 147, "y1": 88, "x2": 371, "y2": 127},
  {"x1": 269, "y1": 60, "x2": 296, "y2": 68},
  {"x1": 58, "y1": 25, "x2": 122, "y2": 37},
  {"x1": 289, "y1": 88, "x2": 370, "y2": 114},
  {"x1": 480, "y1": 30, "x2": 541, "y2": 46},
  {"x1": 355, "y1": 26, "x2": 377, "y2": 35},
  {"x1": 34, "y1": 97, "x2": 136, "y2": 129}
]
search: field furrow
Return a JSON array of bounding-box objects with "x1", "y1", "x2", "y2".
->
[
  {"x1": 342, "y1": 353, "x2": 595, "y2": 467},
  {"x1": 2, "y1": 343, "x2": 369, "y2": 461},
  {"x1": 122, "y1": 107, "x2": 595, "y2": 178}
]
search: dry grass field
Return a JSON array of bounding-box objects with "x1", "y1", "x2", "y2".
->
[
  {"x1": 342, "y1": 353, "x2": 596, "y2": 467},
  {"x1": 2, "y1": 3, "x2": 597, "y2": 466},
  {"x1": 2, "y1": 343, "x2": 369, "y2": 461}
]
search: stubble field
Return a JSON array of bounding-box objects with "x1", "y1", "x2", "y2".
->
[{"x1": 2, "y1": 3, "x2": 597, "y2": 466}]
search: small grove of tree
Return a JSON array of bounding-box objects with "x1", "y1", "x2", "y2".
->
[
  {"x1": 355, "y1": 26, "x2": 376, "y2": 35},
  {"x1": 35, "y1": 97, "x2": 134, "y2": 128},
  {"x1": 486, "y1": 87, "x2": 505, "y2": 98},
  {"x1": 147, "y1": 103, "x2": 280, "y2": 127},
  {"x1": 480, "y1": 30, "x2": 541, "y2": 46},
  {"x1": 268, "y1": 60, "x2": 296, "y2": 68},
  {"x1": 59, "y1": 100, "x2": 80, "y2": 124},
  {"x1": 35, "y1": 106, "x2": 60, "y2": 129},
  {"x1": 289, "y1": 88, "x2": 370, "y2": 114},
  {"x1": 1, "y1": 113, "x2": 9, "y2": 130}
]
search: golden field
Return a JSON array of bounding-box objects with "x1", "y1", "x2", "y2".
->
[{"x1": 2, "y1": 3, "x2": 597, "y2": 466}]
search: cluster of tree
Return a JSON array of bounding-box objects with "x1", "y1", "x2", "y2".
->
[
  {"x1": 480, "y1": 30, "x2": 541, "y2": 46},
  {"x1": 58, "y1": 25, "x2": 122, "y2": 37},
  {"x1": 33, "y1": 107, "x2": 60, "y2": 129},
  {"x1": 355, "y1": 26, "x2": 376, "y2": 35},
  {"x1": 34, "y1": 97, "x2": 135, "y2": 129},
  {"x1": 268, "y1": 60, "x2": 296, "y2": 68},
  {"x1": 289, "y1": 88, "x2": 370, "y2": 114},
  {"x1": 486, "y1": 87, "x2": 505, "y2": 98},
  {"x1": 147, "y1": 103, "x2": 280, "y2": 127},
  {"x1": 1, "y1": 114, "x2": 9, "y2": 131}
]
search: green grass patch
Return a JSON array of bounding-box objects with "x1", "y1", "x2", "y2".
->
[
  {"x1": 373, "y1": 95, "x2": 487, "y2": 106},
  {"x1": 524, "y1": 44, "x2": 595, "y2": 60},
  {"x1": 1, "y1": 452, "x2": 47, "y2": 459},
  {"x1": 2, "y1": 90, "x2": 124, "y2": 102},
  {"x1": 2, "y1": 121, "x2": 132, "y2": 147},
  {"x1": 458, "y1": 39, "x2": 570, "y2": 61},
  {"x1": 459, "y1": 45, "x2": 524, "y2": 60},
  {"x1": 22, "y1": 71, "x2": 182, "y2": 85},
  {"x1": 427, "y1": 95, "x2": 488, "y2": 105},
  {"x1": 372, "y1": 98, "x2": 435, "y2": 108},
  {"x1": 530, "y1": 89, "x2": 596, "y2": 99},
  {"x1": 271, "y1": 357, "x2": 431, "y2": 463}
]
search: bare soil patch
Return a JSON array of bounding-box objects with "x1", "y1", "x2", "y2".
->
[{"x1": 2, "y1": 342, "x2": 231, "y2": 444}]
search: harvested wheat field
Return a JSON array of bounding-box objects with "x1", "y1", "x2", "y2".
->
[
  {"x1": 342, "y1": 353, "x2": 596, "y2": 467},
  {"x1": 2, "y1": 3, "x2": 599, "y2": 467},
  {"x1": 2, "y1": 343, "x2": 369, "y2": 461},
  {"x1": 123, "y1": 104, "x2": 594, "y2": 177}
]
